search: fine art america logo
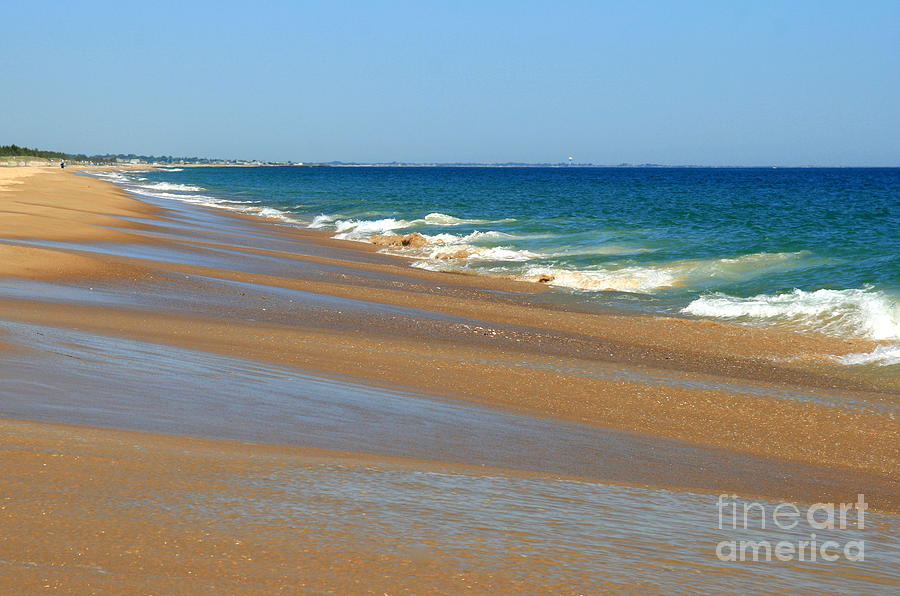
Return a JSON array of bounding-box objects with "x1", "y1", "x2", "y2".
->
[{"x1": 715, "y1": 494, "x2": 867, "y2": 562}]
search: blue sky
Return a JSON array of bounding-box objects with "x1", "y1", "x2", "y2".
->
[{"x1": 2, "y1": 1, "x2": 897, "y2": 165}]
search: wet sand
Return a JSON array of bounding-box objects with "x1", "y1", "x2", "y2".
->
[
  {"x1": 2, "y1": 319, "x2": 894, "y2": 509},
  {"x1": 2, "y1": 417, "x2": 898, "y2": 594},
  {"x1": 1, "y1": 167, "x2": 898, "y2": 591}
]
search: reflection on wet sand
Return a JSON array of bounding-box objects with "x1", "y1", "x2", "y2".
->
[
  {"x1": 2, "y1": 321, "x2": 894, "y2": 507},
  {"x1": 1, "y1": 418, "x2": 897, "y2": 594}
]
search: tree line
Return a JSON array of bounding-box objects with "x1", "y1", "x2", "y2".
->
[
  {"x1": 0, "y1": 144, "x2": 119, "y2": 163},
  {"x1": 1, "y1": 144, "x2": 69, "y2": 159},
  {"x1": 0, "y1": 145, "x2": 227, "y2": 164}
]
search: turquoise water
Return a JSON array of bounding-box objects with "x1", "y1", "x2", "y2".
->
[{"x1": 94, "y1": 167, "x2": 899, "y2": 365}]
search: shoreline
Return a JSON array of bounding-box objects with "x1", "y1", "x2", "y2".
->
[
  {"x1": 0, "y1": 168, "x2": 896, "y2": 492},
  {"x1": 96, "y1": 164, "x2": 899, "y2": 373},
  {"x1": 88, "y1": 168, "x2": 898, "y2": 391}
]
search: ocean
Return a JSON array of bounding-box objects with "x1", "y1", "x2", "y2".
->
[{"x1": 93, "y1": 166, "x2": 899, "y2": 366}]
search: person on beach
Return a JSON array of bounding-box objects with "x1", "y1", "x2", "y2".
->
[{"x1": 60, "y1": 160, "x2": 66, "y2": 169}]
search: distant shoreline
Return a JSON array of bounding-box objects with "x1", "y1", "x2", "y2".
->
[{"x1": 3, "y1": 155, "x2": 897, "y2": 170}]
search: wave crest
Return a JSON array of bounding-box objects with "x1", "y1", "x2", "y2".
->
[
  {"x1": 310, "y1": 212, "x2": 517, "y2": 237},
  {"x1": 682, "y1": 288, "x2": 899, "y2": 340},
  {"x1": 332, "y1": 218, "x2": 411, "y2": 239},
  {"x1": 413, "y1": 212, "x2": 516, "y2": 226},
  {"x1": 424, "y1": 245, "x2": 540, "y2": 262},
  {"x1": 522, "y1": 266, "x2": 677, "y2": 293},
  {"x1": 515, "y1": 252, "x2": 810, "y2": 294},
  {"x1": 836, "y1": 345, "x2": 900, "y2": 367},
  {"x1": 308, "y1": 214, "x2": 339, "y2": 228},
  {"x1": 135, "y1": 182, "x2": 206, "y2": 192}
]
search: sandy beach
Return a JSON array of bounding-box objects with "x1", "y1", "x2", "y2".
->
[{"x1": 1, "y1": 167, "x2": 897, "y2": 592}]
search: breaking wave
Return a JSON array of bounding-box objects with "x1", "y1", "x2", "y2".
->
[
  {"x1": 135, "y1": 182, "x2": 206, "y2": 192},
  {"x1": 420, "y1": 230, "x2": 516, "y2": 245},
  {"x1": 516, "y1": 252, "x2": 812, "y2": 294},
  {"x1": 308, "y1": 214, "x2": 340, "y2": 228},
  {"x1": 410, "y1": 212, "x2": 516, "y2": 226},
  {"x1": 411, "y1": 245, "x2": 541, "y2": 262},
  {"x1": 835, "y1": 345, "x2": 900, "y2": 367},
  {"x1": 308, "y1": 212, "x2": 516, "y2": 238},
  {"x1": 117, "y1": 177, "x2": 301, "y2": 223},
  {"x1": 123, "y1": 188, "x2": 219, "y2": 202},
  {"x1": 682, "y1": 287, "x2": 899, "y2": 341},
  {"x1": 520, "y1": 265, "x2": 677, "y2": 293},
  {"x1": 331, "y1": 218, "x2": 411, "y2": 239},
  {"x1": 93, "y1": 171, "x2": 131, "y2": 183}
]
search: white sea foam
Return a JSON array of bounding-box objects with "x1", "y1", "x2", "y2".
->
[
  {"x1": 522, "y1": 265, "x2": 678, "y2": 293},
  {"x1": 252, "y1": 206, "x2": 301, "y2": 222},
  {"x1": 332, "y1": 218, "x2": 411, "y2": 240},
  {"x1": 204, "y1": 201, "x2": 300, "y2": 222},
  {"x1": 308, "y1": 214, "x2": 339, "y2": 228},
  {"x1": 399, "y1": 247, "x2": 811, "y2": 294},
  {"x1": 421, "y1": 212, "x2": 470, "y2": 225},
  {"x1": 156, "y1": 167, "x2": 184, "y2": 172},
  {"x1": 416, "y1": 230, "x2": 515, "y2": 245},
  {"x1": 461, "y1": 230, "x2": 514, "y2": 241},
  {"x1": 307, "y1": 210, "x2": 521, "y2": 244},
  {"x1": 368, "y1": 226, "x2": 535, "y2": 262},
  {"x1": 418, "y1": 245, "x2": 541, "y2": 262},
  {"x1": 309, "y1": 211, "x2": 517, "y2": 238},
  {"x1": 835, "y1": 345, "x2": 900, "y2": 367},
  {"x1": 514, "y1": 252, "x2": 810, "y2": 294},
  {"x1": 89, "y1": 171, "x2": 308, "y2": 226},
  {"x1": 682, "y1": 288, "x2": 900, "y2": 341},
  {"x1": 94, "y1": 172, "x2": 130, "y2": 183},
  {"x1": 410, "y1": 212, "x2": 516, "y2": 226},
  {"x1": 421, "y1": 233, "x2": 461, "y2": 244},
  {"x1": 470, "y1": 247, "x2": 541, "y2": 261},
  {"x1": 136, "y1": 182, "x2": 206, "y2": 192},
  {"x1": 126, "y1": 189, "x2": 218, "y2": 202}
]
